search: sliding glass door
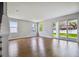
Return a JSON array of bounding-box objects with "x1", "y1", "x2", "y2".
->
[
  {"x1": 59, "y1": 21, "x2": 67, "y2": 38},
  {"x1": 52, "y1": 19, "x2": 78, "y2": 41},
  {"x1": 52, "y1": 23, "x2": 56, "y2": 37},
  {"x1": 68, "y1": 19, "x2": 77, "y2": 39}
]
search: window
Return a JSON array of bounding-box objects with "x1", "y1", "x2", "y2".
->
[
  {"x1": 32, "y1": 23, "x2": 36, "y2": 32},
  {"x1": 9, "y1": 20, "x2": 18, "y2": 33},
  {"x1": 39, "y1": 22, "x2": 43, "y2": 32}
]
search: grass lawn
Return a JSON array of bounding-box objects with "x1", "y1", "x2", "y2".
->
[{"x1": 52, "y1": 33, "x2": 77, "y2": 39}]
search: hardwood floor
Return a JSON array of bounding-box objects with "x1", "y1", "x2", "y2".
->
[{"x1": 9, "y1": 37, "x2": 79, "y2": 57}]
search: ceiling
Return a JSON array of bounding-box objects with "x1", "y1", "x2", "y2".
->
[{"x1": 7, "y1": 2, "x2": 79, "y2": 22}]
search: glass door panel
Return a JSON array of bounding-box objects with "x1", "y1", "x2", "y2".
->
[
  {"x1": 68, "y1": 20, "x2": 77, "y2": 39},
  {"x1": 52, "y1": 23, "x2": 56, "y2": 37},
  {"x1": 59, "y1": 21, "x2": 67, "y2": 38}
]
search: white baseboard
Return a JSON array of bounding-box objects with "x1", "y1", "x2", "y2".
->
[{"x1": 8, "y1": 36, "x2": 36, "y2": 40}]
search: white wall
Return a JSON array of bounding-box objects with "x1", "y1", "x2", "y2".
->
[
  {"x1": 8, "y1": 12, "x2": 79, "y2": 40},
  {"x1": 8, "y1": 18, "x2": 36, "y2": 40}
]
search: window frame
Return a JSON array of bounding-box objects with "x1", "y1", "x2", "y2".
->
[{"x1": 9, "y1": 20, "x2": 18, "y2": 33}]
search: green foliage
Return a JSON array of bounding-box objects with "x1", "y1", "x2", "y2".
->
[
  {"x1": 68, "y1": 34, "x2": 77, "y2": 38},
  {"x1": 52, "y1": 33, "x2": 77, "y2": 39}
]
